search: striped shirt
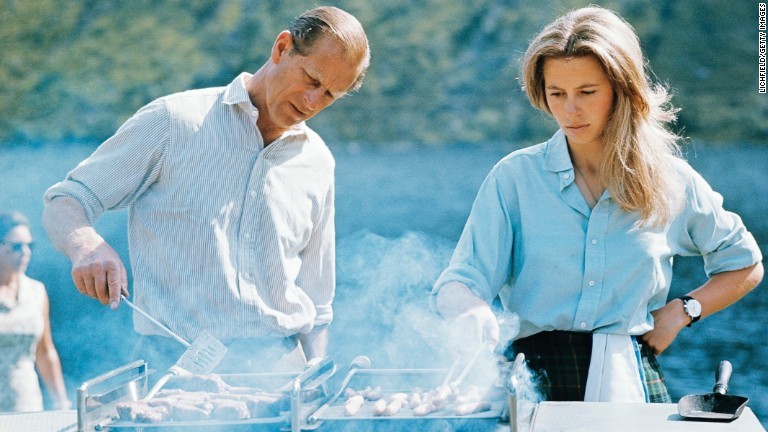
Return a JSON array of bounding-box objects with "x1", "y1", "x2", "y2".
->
[{"x1": 45, "y1": 73, "x2": 336, "y2": 342}]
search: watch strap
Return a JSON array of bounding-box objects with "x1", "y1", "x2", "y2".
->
[{"x1": 680, "y1": 295, "x2": 701, "y2": 327}]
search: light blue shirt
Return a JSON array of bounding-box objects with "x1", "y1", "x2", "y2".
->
[{"x1": 432, "y1": 130, "x2": 762, "y2": 339}]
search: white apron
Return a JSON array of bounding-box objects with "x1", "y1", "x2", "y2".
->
[{"x1": 584, "y1": 333, "x2": 647, "y2": 402}]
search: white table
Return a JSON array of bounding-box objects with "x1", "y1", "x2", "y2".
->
[{"x1": 529, "y1": 402, "x2": 764, "y2": 432}]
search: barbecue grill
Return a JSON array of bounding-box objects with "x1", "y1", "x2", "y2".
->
[
  {"x1": 46, "y1": 356, "x2": 766, "y2": 432},
  {"x1": 75, "y1": 358, "x2": 336, "y2": 432},
  {"x1": 71, "y1": 355, "x2": 508, "y2": 432},
  {"x1": 305, "y1": 356, "x2": 508, "y2": 431}
]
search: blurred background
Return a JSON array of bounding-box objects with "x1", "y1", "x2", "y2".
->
[{"x1": 1, "y1": 0, "x2": 766, "y2": 427}]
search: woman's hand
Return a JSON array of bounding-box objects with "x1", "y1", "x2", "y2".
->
[
  {"x1": 643, "y1": 264, "x2": 764, "y2": 355},
  {"x1": 453, "y1": 304, "x2": 500, "y2": 348},
  {"x1": 641, "y1": 299, "x2": 689, "y2": 355},
  {"x1": 436, "y1": 282, "x2": 499, "y2": 350}
]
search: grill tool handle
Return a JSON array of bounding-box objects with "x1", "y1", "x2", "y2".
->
[
  {"x1": 144, "y1": 368, "x2": 180, "y2": 400},
  {"x1": 120, "y1": 295, "x2": 191, "y2": 348},
  {"x1": 307, "y1": 356, "x2": 370, "y2": 425},
  {"x1": 441, "y1": 357, "x2": 461, "y2": 387},
  {"x1": 450, "y1": 342, "x2": 492, "y2": 391},
  {"x1": 713, "y1": 360, "x2": 733, "y2": 395}
]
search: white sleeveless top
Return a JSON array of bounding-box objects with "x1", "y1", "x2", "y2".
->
[{"x1": 0, "y1": 274, "x2": 46, "y2": 412}]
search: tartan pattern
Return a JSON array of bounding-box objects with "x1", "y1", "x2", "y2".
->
[
  {"x1": 506, "y1": 331, "x2": 671, "y2": 402},
  {"x1": 638, "y1": 342, "x2": 672, "y2": 403},
  {"x1": 509, "y1": 331, "x2": 593, "y2": 401}
]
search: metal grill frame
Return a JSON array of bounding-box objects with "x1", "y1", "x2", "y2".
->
[{"x1": 76, "y1": 358, "x2": 336, "y2": 432}]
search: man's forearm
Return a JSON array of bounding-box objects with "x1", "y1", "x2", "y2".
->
[
  {"x1": 299, "y1": 324, "x2": 329, "y2": 361},
  {"x1": 44, "y1": 196, "x2": 128, "y2": 306},
  {"x1": 43, "y1": 196, "x2": 100, "y2": 260}
]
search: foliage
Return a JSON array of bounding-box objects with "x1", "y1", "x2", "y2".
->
[{"x1": 0, "y1": 0, "x2": 764, "y2": 145}]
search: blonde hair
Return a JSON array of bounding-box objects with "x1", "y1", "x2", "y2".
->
[{"x1": 522, "y1": 6, "x2": 682, "y2": 224}]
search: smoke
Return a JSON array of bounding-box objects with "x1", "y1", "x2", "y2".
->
[
  {"x1": 506, "y1": 352, "x2": 545, "y2": 432},
  {"x1": 331, "y1": 230, "x2": 455, "y2": 369},
  {"x1": 330, "y1": 229, "x2": 547, "y2": 430}
]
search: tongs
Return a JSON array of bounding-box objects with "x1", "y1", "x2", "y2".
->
[
  {"x1": 120, "y1": 295, "x2": 228, "y2": 398},
  {"x1": 444, "y1": 343, "x2": 491, "y2": 392},
  {"x1": 307, "y1": 356, "x2": 371, "y2": 425}
]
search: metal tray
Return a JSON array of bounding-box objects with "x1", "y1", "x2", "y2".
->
[
  {"x1": 306, "y1": 357, "x2": 506, "y2": 430},
  {"x1": 77, "y1": 358, "x2": 335, "y2": 432}
]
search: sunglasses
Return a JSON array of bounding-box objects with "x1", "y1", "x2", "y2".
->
[{"x1": 1, "y1": 241, "x2": 34, "y2": 253}]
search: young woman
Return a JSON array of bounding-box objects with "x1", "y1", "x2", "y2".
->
[
  {"x1": 0, "y1": 212, "x2": 69, "y2": 411},
  {"x1": 431, "y1": 6, "x2": 763, "y2": 402}
]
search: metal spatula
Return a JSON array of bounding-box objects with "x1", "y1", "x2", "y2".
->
[{"x1": 120, "y1": 295, "x2": 227, "y2": 374}]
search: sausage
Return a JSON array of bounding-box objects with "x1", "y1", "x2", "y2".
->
[
  {"x1": 431, "y1": 385, "x2": 453, "y2": 405},
  {"x1": 454, "y1": 401, "x2": 492, "y2": 416},
  {"x1": 343, "y1": 395, "x2": 365, "y2": 416},
  {"x1": 364, "y1": 386, "x2": 383, "y2": 401},
  {"x1": 412, "y1": 402, "x2": 439, "y2": 417},
  {"x1": 382, "y1": 398, "x2": 404, "y2": 416},
  {"x1": 372, "y1": 399, "x2": 388, "y2": 416},
  {"x1": 388, "y1": 392, "x2": 409, "y2": 402},
  {"x1": 408, "y1": 391, "x2": 422, "y2": 409}
]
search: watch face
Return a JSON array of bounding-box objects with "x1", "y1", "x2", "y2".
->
[{"x1": 686, "y1": 299, "x2": 702, "y2": 317}]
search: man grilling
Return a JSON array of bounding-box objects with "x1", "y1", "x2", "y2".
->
[{"x1": 43, "y1": 6, "x2": 370, "y2": 374}]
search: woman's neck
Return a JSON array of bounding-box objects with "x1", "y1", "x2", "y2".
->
[{"x1": 569, "y1": 145, "x2": 605, "y2": 208}]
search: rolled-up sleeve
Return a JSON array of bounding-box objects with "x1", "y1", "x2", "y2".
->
[
  {"x1": 297, "y1": 182, "x2": 336, "y2": 327},
  {"x1": 44, "y1": 100, "x2": 170, "y2": 224},
  {"x1": 678, "y1": 170, "x2": 762, "y2": 277},
  {"x1": 431, "y1": 170, "x2": 515, "y2": 308}
]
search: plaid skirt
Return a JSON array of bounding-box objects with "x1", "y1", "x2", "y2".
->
[{"x1": 505, "y1": 331, "x2": 671, "y2": 403}]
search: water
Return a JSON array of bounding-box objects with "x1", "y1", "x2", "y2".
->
[{"x1": 1, "y1": 140, "x2": 765, "y2": 427}]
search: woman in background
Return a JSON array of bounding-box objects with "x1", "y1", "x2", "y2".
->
[
  {"x1": 0, "y1": 211, "x2": 69, "y2": 411},
  {"x1": 432, "y1": 6, "x2": 763, "y2": 402}
]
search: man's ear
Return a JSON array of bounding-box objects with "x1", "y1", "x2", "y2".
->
[{"x1": 271, "y1": 31, "x2": 294, "y2": 63}]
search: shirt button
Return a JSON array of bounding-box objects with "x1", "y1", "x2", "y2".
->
[
  {"x1": 589, "y1": 280, "x2": 595, "y2": 286},
  {"x1": 591, "y1": 239, "x2": 597, "y2": 245},
  {"x1": 249, "y1": 190, "x2": 257, "y2": 197},
  {"x1": 580, "y1": 322, "x2": 587, "y2": 329},
  {"x1": 244, "y1": 233, "x2": 251, "y2": 240},
  {"x1": 564, "y1": 173, "x2": 571, "y2": 179},
  {"x1": 244, "y1": 273, "x2": 252, "y2": 280}
]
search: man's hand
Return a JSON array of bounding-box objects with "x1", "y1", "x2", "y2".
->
[
  {"x1": 43, "y1": 196, "x2": 128, "y2": 309},
  {"x1": 71, "y1": 239, "x2": 128, "y2": 309}
]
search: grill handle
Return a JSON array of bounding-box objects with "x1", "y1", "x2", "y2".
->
[
  {"x1": 307, "y1": 356, "x2": 370, "y2": 425},
  {"x1": 289, "y1": 356, "x2": 336, "y2": 432}
]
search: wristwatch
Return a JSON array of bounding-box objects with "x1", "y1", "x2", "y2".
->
[{"x1": 679, "y1": 296, "x2": 702, "y2": 327}]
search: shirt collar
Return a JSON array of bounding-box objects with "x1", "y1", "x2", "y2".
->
[
  {"x1": 544, "y1": 129, "x2": 581, "y2": 194},
  {"x1": 543, "y1": 129, "x2": 574, "y2": 174},
  {"x1": 545, "y1": 128, "x2": 612, "y2": 201},
  {"x1": 222, "y1": 72, "x2": 308, "y2": 141},
  {"x1": 222, "y1": 72, "x2": 253, "y2": 107}
]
